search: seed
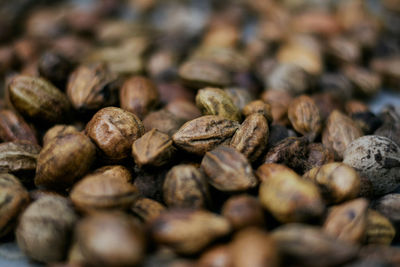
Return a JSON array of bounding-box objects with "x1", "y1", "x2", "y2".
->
[
  {"x1": 263, "y1": 137, "x2": 309, "y2": 173},
  {"x1": 0, "y1": 173, "x2": 30, "y2": 238},
  {"x1": 165, "y1": 99, "x2": 202, "y2": 122},
  {"x1": 256, "y1": 163, "x2": 293, "y2": 183},
  {"x1": 16, "y1": 196, "x2": 77, "y2": 263},
  {"x1": 197, "y1": 245, "x2": 231, "y2": 267},
  {"x1": 230, "y1": 228, "x2": 279, "y2": 267},
  {"x1": 0, "y1": 109, "x2": 37, "y2": 144},
  {"x1": 86, "y1": 107, "x2": 144, "y2": 161},
  {"x1": 35, "y1": 133, "x2": 96, "y2": 189},
  {"x1": 305, "y1": 143, "x2": 334, "y2": 172},
  {"x1": 201, "y1": 146, "x2": 258, "y2": 192},
  {"x1": 151, "y1": 209, "x2": 231, "y2": 254},
  {"x1": 288, "y1": 95, "x2": 322, "y2": 141},
  {"x1": 364, "y1": 209, "x2": 396, "y2": 245},
  {"x1": 343, "y1": 135, "x2": 400, "y2": 196},
  {"x1": 178, "y1": 60, "x2": 231, "y2": 88},
  {"x1": 76, "y1": 212, "x2": 146, "y2": 266},
  {"x1": 358, "y1": 245, "x2": 400, "y2": 266},
  {"x1": 131, "y1": 197, "x2": 166, "y2": 223},
  {"x1": 91, "y1": 165, "x2": 132, "y2": 182},
  {"x1": 322, "y1": 110, "x2": 363, "y2": 160},
  {"x1": 67, "y1": 63, "x2": 118, "y2": 111},
  {"x1": 258, "y1": 164, "x2": 325, "y2": 223},
  {"x1": 172, "y1": 115, "x2": 239, "y2": 155},
  {"x1": 303, "y1": 162, "x2": 360, "y2": 204},
  {"x1": 272, "y1": 224, "x2": 358, "y2": 267},
  {"x1": 222, "y1": 194, "x2": 265, "y2": 230},
  {"x1": 132, "y1": 129, "x2": 176, "y2": 168},
  {"x1": 323, "y1": 198, "x2": 369, "y2": 243},
  {"x1": 267, "y1": 63, "x2": 309, "y2": 95},
  {"x1": 224, "y1": 88, "x2": 254, "y2": 112},
  {"x1": 326, "y1": 36, "x2": 361, "y2": 65},
  {"x1": 163, "y1": 164, "x2": 210, "y2": 209},
  {"x1": 312, "y1": 92, "x2": 344, "y2": 122},
  {"x1": 42, "y1": 124, "x2": 79, "y2": 146},
  {"x1": 344, "y1": 65, "x2": 381, "y2": 97},
  {"x1": 119, "y1": 76, "x2": 159, "y2": 119},
  {"x1": 0, "y1": 141, "x2": 41, "y2": 180},
  {"x1": 70, "y1": 171, "x2": 139, "y2": 212},
  {"x1": 195, "y1": 87, "x2": 241, "y2": 121},
  {"x1": 374, "y1": 106, "x2": 400, "y2": 146},
  {"x1": 8, "y1": 75, "x2": 70, "y2": 123},
  {"x1": 242, "y1": 100, "x2": 273, "y2": 123},
  {"x1": 230, "y1": 113, "x2": 269, "y2": 162},
  {"x1": 372, "y1": 193, "x2": 400, "y2": 225},
  {"x1": 277, "y1": 37, "x2": 323, "y2": 76},
  {"x1": 143, "y1": 109, "x2": 185, "y2": 136},
  {"x1": 351, "y1": 111, "x2": 382, "y2": 135},
  {"x1": 38, "y1": 51, "x2": 73, "y2": 88},
  {"x1": 261, "y1": 90, "x2": 293, "y2": 125}
]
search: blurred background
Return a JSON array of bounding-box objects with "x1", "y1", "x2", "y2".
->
[{"x1": 0, "y1": 0, "x2": 399, "y2": 107}]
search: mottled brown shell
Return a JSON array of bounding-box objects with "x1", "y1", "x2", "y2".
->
[
  {"x1": 70, "y1": 172, "x2": 139, "y2": 212},
  {"x1": 195, "y1": 87, "x2": 241, "y2": 121},
  {"x1": 0, "y1": 110, "x2": 37, "y2": 144},
  {"x1": 35, "y1": 133, "x2": 96, "y2": 189},
  {"x1": 172, "y1": 115, "x2": 239, "y2": 155},
  {"x1": 86, "y1": 107, "x2": 144, "y2": 161},
  {"x1": 201, "y1": 146, "x2": 258, "y2": 192},
  {"x1": 151, "y1": 209, "x2": 230, "y2": 254},
  {"x1": 230, "y1": 113, "x2": 269, "y2": 162},
  {"x1": 8, "y1": 75, "x2": 70, "y2": 123},
  {"x1": 119, "y1": 76, "x2": 159, "y2": 119},
  {"x1": 132, "y1": 129, "x2": 176, "y2": 167},
  {"x1": 322, "y1": 110, "x2": 363, "y2": 160},
  {"x1": 178, "y1": 60, "x2": 231, "y2": 88},
  {"x1": 67, "y1": 63, "x2": 118, "y2": 110}
]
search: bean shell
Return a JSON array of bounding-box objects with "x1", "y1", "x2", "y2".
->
[
  {"x1": 343, "y1": 135, "x2": 400, "y2": 196},
  {"x1": 195, "y1": 87, "x2": 241, "y2": 121},
  {"x1": 151, "y1": 209, "x2": 231, "y2": 254},
  {"x1": 172, "y1": 115, "x2": 239, "y2": 155},
  {"x1": 16, "y1": 196, "x2": 77, "y2": 263},
  {"x1": 8, "y1": 75, "x2": 70, "y2": 123},
  {"x1": 70, "y1": 172, "x2": 139, "y2": 212}
]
